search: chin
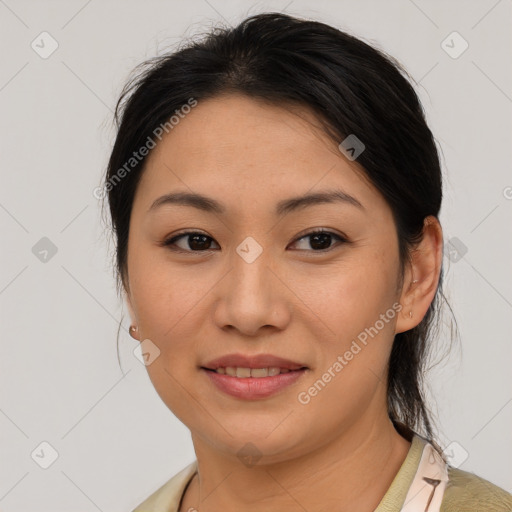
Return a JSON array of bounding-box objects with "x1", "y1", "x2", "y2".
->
[{"x1": 201, "y1": 422, "x2": 306, "y2": 463}]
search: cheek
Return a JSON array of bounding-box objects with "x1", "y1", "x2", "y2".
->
[
  {"x1": 297, "y1": 246, "x2": 399, "y2": 342},
  {"x1": 128, "y1": 244, "x2": 202, "y2": 339},
  {"x1": 296, "y1": 243, "x2": 400, "y2": 405}
]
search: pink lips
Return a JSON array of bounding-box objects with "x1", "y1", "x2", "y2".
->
[
  {"x1": 203, "y1": 353, "x2": 306, "y2": 371},
  {"x1": 201, "y1": 353, "x2": 308, "y2": 400}
]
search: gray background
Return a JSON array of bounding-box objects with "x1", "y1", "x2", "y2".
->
[{"x1": 0, "y1": 0, "x2": 511, "y2": 510}]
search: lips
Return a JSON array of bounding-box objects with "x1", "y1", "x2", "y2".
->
[
  {"x1": 201, "y1": 353, "x2": 308, "y2": 400},
  {"x1": 202, "y1": 353, "x2": 307, "y2": 371}
]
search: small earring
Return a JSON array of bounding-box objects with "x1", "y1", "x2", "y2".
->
[
  {"x1": 412, "y1": 279, "x2": 418, "y2": 284},
  {"x1": 129, "y1": 325, "x2": 138, "y2": 339},
  {"x1": 409, "y1": 311, "x2": 413, "y2": 318}
]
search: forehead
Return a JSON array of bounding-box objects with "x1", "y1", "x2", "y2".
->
[
  {"x1": 150, "y1": 93, "x2": 338, "y2": 164},
  {"x1": 134, "y1": 94, "x2": 387, "y2": 217}
]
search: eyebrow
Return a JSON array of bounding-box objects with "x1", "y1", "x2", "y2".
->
[{"x1": 148, "y1": 189, "x2": 364, "y2": 216}]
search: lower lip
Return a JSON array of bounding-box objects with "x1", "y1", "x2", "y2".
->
[{"x1": 202, "y1": 368, "x2": 307, "y2": 400}]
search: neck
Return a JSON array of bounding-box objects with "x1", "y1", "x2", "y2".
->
[{"x1": 180, "y1": 414, "x2": 412, "y2": 512}]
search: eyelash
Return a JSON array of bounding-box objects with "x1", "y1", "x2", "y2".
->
[{"x1": 162, "y1": 228, "x2": 348, "y2": 254}]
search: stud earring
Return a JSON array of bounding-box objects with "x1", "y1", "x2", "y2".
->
[
  {"x1": 412, "y1": 279, "x2": 419, "y2": 284},
  {"x1": 129, "y1": 325, "x2": 138, "y2": 339},
  {"x1": 409, "y1": 311, "x2": 413, "y2": 318}
]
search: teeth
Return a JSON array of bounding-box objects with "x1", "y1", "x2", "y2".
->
[
  {"x1": 251, "y1": 368, "x2": 270, "y2": 378},
  {"x1": 217, "y1": 367, "x2": 292, "y2": 377},
  {"x1": 267, "y1": 367, "x2": 280, "y2": 377},
  {"x1": 236, "y1": 367, "x2": 251, "y2": 378}
]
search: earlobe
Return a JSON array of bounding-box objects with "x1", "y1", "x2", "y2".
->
[
  {"x1": 124, "y1": 290, "x2": 140, "y2": 341},
  {"x1": 395, "y1": 216, "x2": 443, "y2": 334},
  {"x1": 395, "y1": 276, "x2": 419, "y2": 334},
  {"x1": 129, "y1": 325, "x2": 139, "y2": 340}
]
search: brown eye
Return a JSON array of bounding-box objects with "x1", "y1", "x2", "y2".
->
[
  {"x1": 290, "y1": 230, "x2": 347, "y2": 252},
  {"x1": 163, "y1": 232, "x2": 220, "y2": 252}
]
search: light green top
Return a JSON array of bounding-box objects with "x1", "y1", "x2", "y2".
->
[{"x1": 132, "y1": 434, "x2": 512, "y2": 511}]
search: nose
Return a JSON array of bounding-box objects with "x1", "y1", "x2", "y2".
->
[{"x1": 212, "y1": 245, "x2": 292, "y2": 337}]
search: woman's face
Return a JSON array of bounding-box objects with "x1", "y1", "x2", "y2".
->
[{"x1": 126, "y1": 93, "x2": 409, "y2": 462}]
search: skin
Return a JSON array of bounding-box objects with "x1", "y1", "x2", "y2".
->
[{"x1": 125, "y1": 93, "x2": 443, "y2": 511}]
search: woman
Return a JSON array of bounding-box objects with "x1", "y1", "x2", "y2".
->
[{"x1": 102, "y1": 12, "x2": 512, "y2": 511}]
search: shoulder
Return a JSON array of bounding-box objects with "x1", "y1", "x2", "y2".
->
[
  {"x1": 131, "y1": 461, "x2": 198, "y2": 512},
  {"x1": 441, "y1": 466, "x2": 512, "y2": 512}
]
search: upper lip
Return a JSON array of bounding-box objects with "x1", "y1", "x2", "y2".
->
[{"x1": 202, "y1": 353, "x2": 307, "y2": 371}]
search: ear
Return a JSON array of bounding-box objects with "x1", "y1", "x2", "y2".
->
[
  {"x1": 124, "y1": 290, "x2": 140, "y2": 341},
  {"x1": 395, "y1": 215, "x2": 443, "y2": 334}
]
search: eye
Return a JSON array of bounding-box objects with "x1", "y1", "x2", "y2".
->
[
  {"x1": 289, "y1": 229, "x2": 347, "y2": 252},
  {"x1": 162, "y1": 231, "x2": 220, "y2": 252},
  {"x1": 162, "y1": 228, "x2": 347, "y2": 253}
]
